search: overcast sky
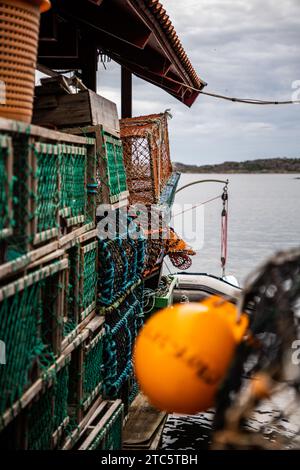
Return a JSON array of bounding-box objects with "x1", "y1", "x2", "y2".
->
[{"x1": 98, "y1": 0, "x2": 300, "y2": 164}]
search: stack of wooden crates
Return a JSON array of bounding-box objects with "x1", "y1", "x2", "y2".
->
[{"x1": 0, "y1": 90, "x2": 129, "y2": 450}]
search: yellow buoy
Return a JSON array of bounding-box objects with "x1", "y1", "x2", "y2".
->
[{"x1": 134, "y1": 296, "x2": 248, "y2": 414}]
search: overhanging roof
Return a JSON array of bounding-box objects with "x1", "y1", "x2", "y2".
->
[{"x1": 38, "y1": 0, "x2": 206, "y2": 106}]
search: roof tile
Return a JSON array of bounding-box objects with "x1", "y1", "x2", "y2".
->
[{"x1": 144, "y1": 0, "x2": 202, "y2": 88}]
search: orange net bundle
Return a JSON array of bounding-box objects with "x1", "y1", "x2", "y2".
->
[
  {"x1": 165, "y1": 227, "x2": 196, "y2": 270},
  {"x1": 120, "y1": 113, "x2": 173, "y2": 205}
]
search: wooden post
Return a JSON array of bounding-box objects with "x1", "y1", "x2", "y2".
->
[
  {"x1": 121, "y1": 66, "x2": 132, "y2": 118},
  {"x1": 81, "y1": 41, "x2": 98, "y2": 92}
]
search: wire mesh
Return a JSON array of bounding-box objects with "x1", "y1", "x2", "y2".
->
[
  {"x1": 27, "y1": 386, "x2": 53, "y2": 450},
  {"x1": 82, "y1": 330, "x2": 104, "y2": 404},
  {"x1": 101, "y1": 131, "x2": 127, "y2": 203},
  {"x1": 33, "y1": 143, "x2": 59, "y2": 236},
  {"x1": 60, "y1": 145, "x2": 86, "y2": 218},
  {"x1": 79, "y1": 241, "x2": 98, "y2": 319}
]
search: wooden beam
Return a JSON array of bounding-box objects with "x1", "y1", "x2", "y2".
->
[
  {"x1": 36, "y1": 64, "x2": 60, "y2": 77},
  {"x1": 38, "y1": 20, "x2": 80, "y2": 59},
  {"x1": 121, "y1": 66, "x2": 132, "y2": 119},
  {"x1": 39, "y1": 10, "x2": 58, "y2": 41},
  {"x1": 54, "y1": 0, "x2": 152, "y2": 49},
  {"x1": 81, "y1": 39, "x2": 98, "y2": 92}
]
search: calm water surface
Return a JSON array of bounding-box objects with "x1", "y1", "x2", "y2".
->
[{"x1": 167, "y1": 173, "x2": 300, "y2": 284}]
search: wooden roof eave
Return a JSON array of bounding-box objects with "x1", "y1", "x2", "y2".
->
[{"x1": 38, "y1": 0, "x2": 205, "y2": 106}]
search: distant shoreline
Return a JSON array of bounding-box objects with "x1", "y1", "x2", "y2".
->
[{"x1": 173, "y1": 158, "x2": 300, "y2": 174}]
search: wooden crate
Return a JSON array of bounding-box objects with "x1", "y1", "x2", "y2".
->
[
  {"x1": 33, "y1": 89, "x2": 120, "y2": 132},
  {"x1": 64, "y1": 124, "x2": 129, "y2": 207},
  {"x1": 73, "y1": 400, "x2": 123, "y2": 450}
]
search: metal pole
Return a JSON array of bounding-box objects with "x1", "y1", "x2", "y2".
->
[{"x1": 176, "y1": 179, "x2": 229, "y2": 194}]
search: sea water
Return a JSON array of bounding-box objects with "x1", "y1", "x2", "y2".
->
[{"x1": 165, "y1": 173, "x2": 300, "y2": 284}]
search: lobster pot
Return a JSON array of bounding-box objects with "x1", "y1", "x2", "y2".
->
[
  {"x1": 73, "y1": 400, "x2": 123, "y2": 450},
  {"x1": 31, "y1": 139, "x2": 95, "y2": 245},
  {"x1": 68, "y1": 317, "x2": 105, "y2": 425},
  {"x1": 0, "y1": 122, "x2": 96, "y2": 265},
  {"x1": 120, "y1": 113, "x2": 173, "y2": 205},
  {"x1": 64, "y1": 125, "x2": 128, "y2": 207},
  {"x1": 26, "y1": 360, "x2": 70, "y2": 450},
  {"x1": 0, "y1": 258, "x2": 67, "y2": 418},
  {"x1": 102, "y1": 283, "x2": 144, "y2": 407},
  {"x1": 63, "y1": 233, "x2": 98, "y2": 339},
  {"x1": 159, "y1": 172, "x2": 181, "y2": 207},
  {"x1": 98, "y1": 233, "x2": 145, "y2": 307}
]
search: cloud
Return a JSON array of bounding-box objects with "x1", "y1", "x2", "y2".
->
[{"x1": 98, "y1": 0, "x2": 300, "y2": 164}]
